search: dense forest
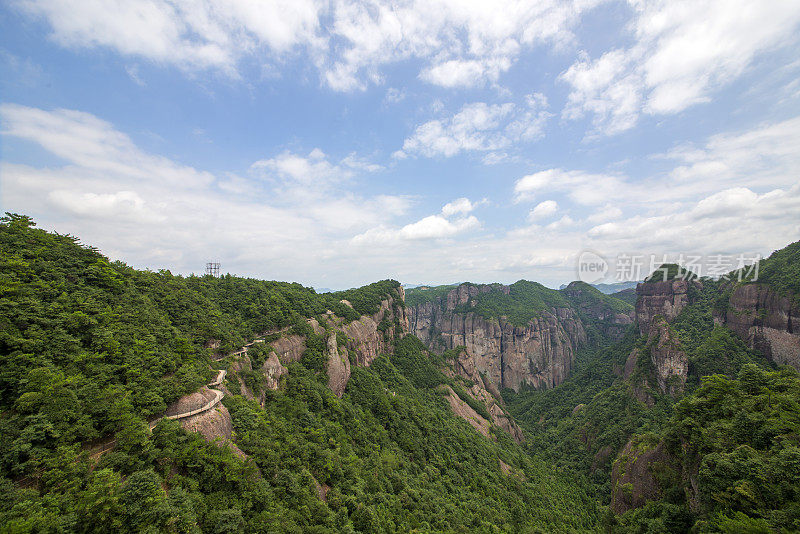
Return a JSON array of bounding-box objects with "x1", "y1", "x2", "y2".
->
[
  {"x1": 0, "y1": 215, "x2": 598, "y2": 532},
  {"x1": 2, "y1": 214, "x2": 799, "y2": 533},
  {"x1": 504, "y1": 249, "x2": 800, "y2": 532}
]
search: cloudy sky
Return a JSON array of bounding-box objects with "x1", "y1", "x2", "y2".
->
[{"x1": 1, "y1": 0, "x2": 799, "y2": 289}]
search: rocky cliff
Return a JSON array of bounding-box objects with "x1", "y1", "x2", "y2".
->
[
  {"x1": 340, "y1": 287, "x2": 409, "y2": 366},
  {"x1": 443, "y1": 346, "x2": 524, "y2": 442},
  {"x1": 610, "y1": 437, "x2": 675, "y2": 514},
  {"x1": 722, "y1": 283, "x2": 800, "y2": 370},
  {"x1": 635, "y1": 279, "x2": 697, "y2": 336},
  {"x1": 226, "y1": 285, "x2": 408, "y2": 399},
  {"x1": 636, "y1": 274, "x2": 800, "y2": 372},
  {"x1": 409, "y1": 282, "x2": 633, "y2": 391},
  {"x1": 632, "y1": 279, "x2": 694, "y2": 397}
]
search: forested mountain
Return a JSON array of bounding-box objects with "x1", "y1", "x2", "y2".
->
[
  {"x1": 2, "y1": 214, "x2": 799, "y2": 533},
  {"x1": 502, "y1": 247, "x2": 800, "y2": 532},
  {"x1": 0, "y1": 215, "x2": 598, "y2": 532}
]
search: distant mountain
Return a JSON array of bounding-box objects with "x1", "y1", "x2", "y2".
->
[
  {"x1": 559, "y1": 280, "x2": 640, "y2": 294},
  {"x1": 610, "y1": 287, "x2": 637, "y2": 305},
  {"x1": 314, "y1": 286, "x2": 335, "y2": 293}
]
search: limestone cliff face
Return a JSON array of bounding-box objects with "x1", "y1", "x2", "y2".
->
[
  {"x1": 326, "y1": 332, "x2": 351, "y2": 397},
  {"x1": 444, "y1": 347, "x2": 524, "y2": 443},
  {"x1": 229, "y1": 286, "x2": 408, "y2": 398},
  {"x1": 646, "y1": 317, "x2": 689, "y2": 396},
  {"x1": 722, "y1": 283, "x2": 800, "y2": 370},
  {"x1": 633, "y1": 280, "x2": 692, "y2": 397},
  {"x1": 409, "y1": 284, "x2": 588, "y2": 391},
  {"x1": 635, "y1": 279, "x2": 698, "y2": 336},
  {"x1": 340, "y1": 287, "x2": 408, "y2": 366}
]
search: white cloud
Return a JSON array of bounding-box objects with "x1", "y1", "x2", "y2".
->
[
  {"x1": 352, "y1": 197, "x2": 481, "y2": 243},
  {"x1": 561, "y1": 0, "x2": 800, "y2": 135},
  {"x1": 528, "y1": 200, "x2": 558, "y2": 220},
  {"x1": 419, "y1": 57, "x2": 511, "y2": 88},
  {"x1": 441, "y1": 197, "x2": 475, "y2": 217},
  {"x1": 250, "y1": 148, "x2": 382, "y2": 194},
  {"x1": 586, "y1": 205, "x2": 623, "y2": 223},
  {"x1": 0, "y1": 103, "x2": 409, "y2": 283},
  {"x1": 16, "y1": 0, "x2": 323, "y2": 74},
  {"x1": 322, "y1": 0, "x2": 600, "y2": 91},
  {"x1": 401, "y1": 94, "x2": 549, "y2": 159},
  {"x1": 0, "y1": 103, "x2": 214, "y2": 188},
  {"x1": 514, "y1": 168, "x2": 625, "y2": 205},
  {"x1": 399, "y1": 214, "x2": 480, "y2": 240},
  {"x1": 545, "y1": 215, "x2": 574, "y2": 231},
  {"x1": 586, "y1": 185, "x2": 800, "y2": 254},
  {"x1": 14, "y1": 0, "x2": 604, "y2": 91}
]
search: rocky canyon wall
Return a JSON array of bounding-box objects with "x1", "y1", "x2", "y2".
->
[{"x1": 409, "y1": 283, "x2": 633, "y2": 391}]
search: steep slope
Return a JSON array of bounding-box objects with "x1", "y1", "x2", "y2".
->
[
  {"x1": 407, "y1": 279, "x2": 633, "y2": 391},
  {"x1": 1, "y1": 215, "x2": 596, "y2": 532},
  {"x1": 505, "y1": 244, "x2": 800, "y2": 532},
  {"x1": 714, "y1": 242, "x2": 800, "y2": 370}
]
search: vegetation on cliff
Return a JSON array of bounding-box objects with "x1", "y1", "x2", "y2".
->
[
  {"x1": 504, "y1": 249, "x2": 798, "y2": 532},
  {"x1": 408, "y1": 279, "x2": 631, "y2": 331},
  {"x1": 0, "y1": 215, "x2": 600, "y2": 532},
  {"x1": 613, "y1": 365, "x2": 800, "y2": 533},
  {"x1": 742, "y1": 239, "x2": 800, "y2": 300}
]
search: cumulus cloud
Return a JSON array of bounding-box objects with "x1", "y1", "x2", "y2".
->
[
  {"x1": 561, "y1": 0, "x2": 800, "y2": 135},
  {"x1": 251, "y1": 148, "x2": 382, "y2": 191},
  {"x1": 0, "y1": 103, "x2": 407, "y2": 282},
  {"x1": 586, "y1": 185, "x2": 800, "y2": 254},
  {"x1": 16, "y1": 0, "x2": 323, "y2": 74},
  {"x1": 419, "y1": 57, "x2": 512, "y2": 88},
  {"x1": 586, "y1": 205, "x2": 623, "y2": 223},
  {"x1": 514, "y1": 168, "x2": 626, "y2": 205},
  {"x1": 352, "y1": 197, "x2": 481, "y2": 244},
  {"x1": 399, "y1": 214, "x2": 480, "y2": 240},
  {"x1": 401, "y1": 94, "x2": 549, "y2": 159},
  {"x1": 441, "y1": 197, "x2": 475, "y2": 217},
  {"x1": 528, "y1": 200, "x2": 558, "y2": 220},
  {"x1": 14, "y1": 0, "x2": 601, "y2": 91}
]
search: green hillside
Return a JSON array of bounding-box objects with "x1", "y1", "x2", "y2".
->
[{"x1": 0, "y1": 215, "x2": 600, "y2": 532}]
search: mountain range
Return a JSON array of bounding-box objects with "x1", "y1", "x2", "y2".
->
[{"x1": 1, "y1": 213, "x2": 798, "y2": 533}]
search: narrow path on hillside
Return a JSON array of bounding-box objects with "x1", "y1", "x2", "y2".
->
[
  {"x1": 212, "y1": 327, "x2": 291, "y2": 361},
  {"x1": 89, "y1": 370, "x2": 229, "y2": 457}
]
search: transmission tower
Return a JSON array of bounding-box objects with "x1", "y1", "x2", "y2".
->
[{"x1": 205, "y1": 262, "x2": 220, "y2": 277}]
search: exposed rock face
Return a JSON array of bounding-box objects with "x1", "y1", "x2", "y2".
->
[
  {"x1": 326, "y1": 332, "x2": 351, "y2": 397},
  {"x1": 469, "y1": 382, "x2": 524, "y2": 443},
  {"x1": 163, "y1": 387, "x2": 245, "y2": 457},
  {"x1": 647, "y1": 317, "x2": 689, "y2": 396},
  {"x1": 179, "y1": 403, "x2": 233, "y2": 442},
  {"x1": 227, "y1": 352, "x2": 286, "y2": 406},
  {"x1": 723, "y1": 283, "x2": 800, "y2": 370},
  {"x1": 611, "y1": 439, "x2": 674, "y2": 514},
  {"x1": 164, "y1": 387, "x2": 218, "y2": 417},
  {"x1": 409, "y1": 284, "x2": 588, "y2": 391},
  {"x1": 341, "y1": 288, "x2": 408, "y2": 366},
  {"x1": 445, "y1": 347, "x2": 524, "y2": 442},
  {"x1": 262, "y1": 352, "x2": 287, "y2": 391},
  {"x1": 636, "y1": 279, "x2": 698, "y2": 335},
  {"x1": 443, "y1": 385, "x2": 492, "y2": 439},
  {"x1": 271, "y1": 335, "x2": 306, "y2": 363},
  {"x1": 631, "y1": 279, "x2": 691, "y2": 397}
]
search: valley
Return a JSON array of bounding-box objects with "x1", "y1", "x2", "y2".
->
[{"x1": 1, "y1": 214, "x2": 799, "y2": 532}]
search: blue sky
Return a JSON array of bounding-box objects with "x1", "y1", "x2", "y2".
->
[{"x1": 1, "y1": 0, "x2": 799, "y2": 290}]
